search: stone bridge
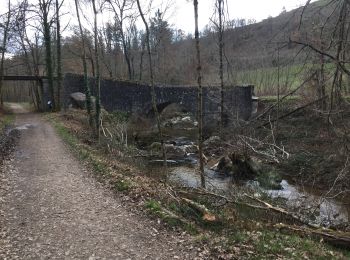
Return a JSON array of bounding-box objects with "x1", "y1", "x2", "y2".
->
[{"x1": 63, "y1": 73, "x2": 254, "y2": 125}]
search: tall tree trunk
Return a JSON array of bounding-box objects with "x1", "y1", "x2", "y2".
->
[
  {"x1": 218, "y1": 0, "x2": 224, "y2": 129},
  {"x1": 136, "y1": 0, "x2": 167, "y2": 171},
  {"x1": 55, "y1": 0, "x2": 62, "y2": 111},
  {"x1": 139, "y1": 39, "x2": 145, "y2": 81},
  {"x1": 92, "y1": 0, "x2": 101, "y2": 139},
  {"x1": 121, "y1": 33, "x2": 132, "y2": 80},
  {"x1": 318, "y1": 51, "x2": 326, "y2": 110},
  {"x1": 74, "y1": 0, "x2": 93, "y2": 127},
  {"x1": 194, "y1": 0, "x2": 205, "y2": 188},
  {"x1": 0, "y1": 0, "x2": 11, "y2": 107},
  {"x1": 276, "y1": 46, "x2": 280, "y2": 134},
  {"x1": 40, "y1": 0, "x2": 55, "y2": 110}
]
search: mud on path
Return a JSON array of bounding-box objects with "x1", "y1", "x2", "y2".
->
[{"x1": 0, "y1": 112, "x2": 203, "y2": 259}]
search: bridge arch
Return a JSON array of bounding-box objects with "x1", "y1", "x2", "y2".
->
[{"x1": 144, "y1": 101, "x2": 190, "y2": 117}]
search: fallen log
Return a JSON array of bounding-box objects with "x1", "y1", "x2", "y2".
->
[
  {"x1": 243, "y1": 194, "x2": 317, "y2": 228},
  {"x1": 177, "y1": 188, "x2": 350, "y2": 249},
  {"x1": 178, "y1": 188, "x2": 317, "y2": 228},
  {"x1": 275, "y1": 223, "x2": 350, "y2": 249},
  {"x1": 181, "y1": 197, "x2": 217, "y2": 222}
]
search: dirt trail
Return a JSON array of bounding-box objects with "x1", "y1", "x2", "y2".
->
[{"x1": 0, "y1": 111, "x2": 203, "y2": 259}]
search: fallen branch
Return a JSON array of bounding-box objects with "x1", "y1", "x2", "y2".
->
[
  {"x1": 178, "y1": 189, "x2": 266, "y2": 210},
  {"x1": 260, "y1": 96, "x2": 328, "y2": 128},
  {"x1": 252, "y1": 72, "x2": 316, "y2": 122},
  {"x1": 238, "y1": 135, "x2": 290, "y2": 159},
  {"x1": 238, "y1": 136, "x2": 280, "y2": 163},
  {"x1": 244, "y1": 194, "x2": 317, "y2": 226},
  {"x1": 177, "y1": 188, "x2": 350, "y2": 248},
  {"x1": 181, "y1": 197, "x2": 217, "y2": 222},
  {"x1": 178, "y1": 188, "x2": 317, "y2": 228},
  {"x1": 275, "y1": 223, "x2": 350, "y2": 249}
]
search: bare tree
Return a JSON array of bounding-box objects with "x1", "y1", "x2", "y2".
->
[
  {"x1": 291, "y1": 0, "x2": 350, "y2": 113},
  {"x1": 107, "y1": 0, "x2": 135, "y2": 80},
  {"x1": 91, "y1": 0, "x2": 101, "y2": 139},
  {"x1": 0, "y1": 0, "x2": 12, "y2": 107},
  {"x1": 74, "y1": 0, "x2": 94, "y2": 127},
  {"x1": 13, "y1": 0, "x2": 43, "y2": 109},
  {"x1": 38, "y1": 0, "x2": 55, "y2": 110},
  {"x1": 136, "y1": 0, "x2": 167, "y2": 170},
  {"x1": 55, "y1": 0, "x2": 62, "y2": 110},
  {"x1": 217, "y1": 0, "x2": 224, "y2": 129},
  {"x1": 193, "y1": 0, "x2": 205, "y2": 188}
]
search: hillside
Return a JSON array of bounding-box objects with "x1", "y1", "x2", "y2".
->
[{"x1": 194, "y1": 0, "x2": 339, "y2": 87}]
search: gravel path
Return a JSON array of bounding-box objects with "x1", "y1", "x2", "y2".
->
[{"x1": 0, "y1": 113, "x2": 204, "y2": 259}]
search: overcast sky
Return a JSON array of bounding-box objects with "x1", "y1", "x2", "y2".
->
[
  {"x1": 1, "y1": 0, "x2": 313, "y2": 35},
  {"x1": 60, "y1": 0, "x2": 313, "y2": 35},
  {"x1": 159, "y1": 0, "x2": 312, "y2": 33}
]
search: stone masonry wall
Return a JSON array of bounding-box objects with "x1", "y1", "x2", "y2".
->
[{"x1": 63, "y1": 73, "x2": 253, "y2": 124}]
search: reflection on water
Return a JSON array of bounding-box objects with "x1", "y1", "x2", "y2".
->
[
  {"x1": 170, "y1": 166, "x2": 235, "y2": 192},
  {"x1": 169, "y1": 166, "x2": 349, "y2": 227}
]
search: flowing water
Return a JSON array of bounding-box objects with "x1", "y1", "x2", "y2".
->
[
  {"x1": 148, "y1": 136, "x2": 349, "y2": 227},
  {"x1": 168, "y1": 165, "x2": 349, "y2": 227},
  {"x1": 140, "y1": 111, "x2": 349, "y2": 227}
]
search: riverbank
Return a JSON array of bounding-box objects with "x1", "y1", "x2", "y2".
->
[{"x1": 45, "y1": 108, "x2": 350, "y2": 258}]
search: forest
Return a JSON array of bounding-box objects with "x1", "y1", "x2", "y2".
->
[{"x1": 0, "y1": 0, "x2": 350, "y2": 258}]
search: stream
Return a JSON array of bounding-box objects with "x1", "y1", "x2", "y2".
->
[
  {"x1": 147, "y1": 136, "x2": 349, "y2": 227},
  {"x1": 136, "y1": 111, "x2": 349, "y2": 227},
  {"x1": 168, "y1": 165, "x2": 348, "y2": 227}
]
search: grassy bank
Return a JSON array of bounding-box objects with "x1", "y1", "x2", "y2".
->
[
  {"x1": 0, "y1": 113, "x2": 14, "y2": 131},
  {"x1": 232, "y1": 63, "x2": 350, "y2": 97}
]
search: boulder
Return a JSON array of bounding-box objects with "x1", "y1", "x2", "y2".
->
[
  {"x1": 150, "y1": 142, "x2": 162, "y2": 151},
  {"x1": 163, "y1": 114, "x2": 197, "y2": 129},
  {"x1": 149, "y1": 142, "x2": 186, "y2": 159},
  {"x1": 70, "y1": 92, "x2": 95, "y2": 109},
  {"x1": 181, "y1": 116, "x2": 192, "y2": 123},
  {"x1": 203, "y1": 136, "x2": 221, "y2": 146},
  {"x1": 184, "y1": 144, "x2": 198, "y2": 154},
  {"x1": 166, "y1": 144, "x2": 186, "y2": 159}
]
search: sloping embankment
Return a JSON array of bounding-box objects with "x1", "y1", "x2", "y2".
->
[{"x1": 0, "y1": 116, "x2": 18, "y2": 164}]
